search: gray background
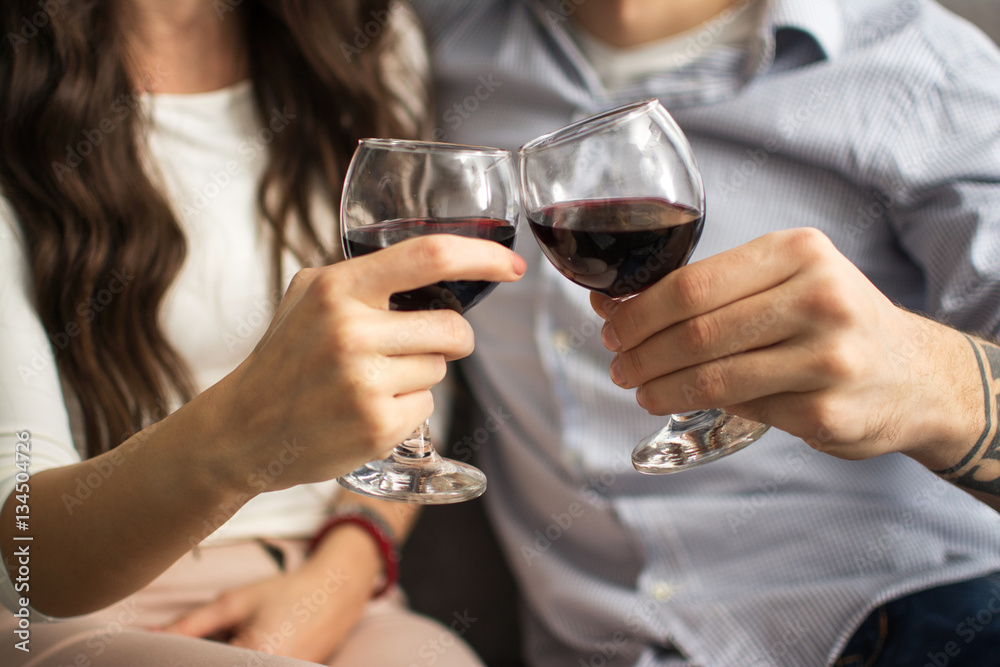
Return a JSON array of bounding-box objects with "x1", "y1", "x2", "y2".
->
[{"x1": 939, "y1": 0, "x2": 1000, "y2": 44}]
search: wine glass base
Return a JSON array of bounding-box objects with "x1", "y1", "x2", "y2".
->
[
  {"x1": 337, "y1": 455, "x2": 487, "y2": 504},
  {"x1": 631, "y1": 409, "x2": 770, "y2": 474}
]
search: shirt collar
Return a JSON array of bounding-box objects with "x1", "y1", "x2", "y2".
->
[
  {"x1": 527, "y1": 0, "x2": 845, "y2": 68},
  {"x1": 748, "y1": 0, "x2": 845, "y2": 74},
  {"x1": 773, "y1": 0, "x2": 844, "y2": 59},
  {"x1": 521, "y1": 0, "x2": 846, "y2": 105}
]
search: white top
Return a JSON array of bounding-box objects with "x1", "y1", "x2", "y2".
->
[
  {"x1": 0, "y1": 82, "x2": 341, "y2": 611},
  {"x1": 568, "y1": 0, "x2": 765, "y2": 91}
]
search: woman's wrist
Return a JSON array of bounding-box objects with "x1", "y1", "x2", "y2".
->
[
  {"x1": 180, "y1": 369, "x2": 272, "y2": 501},
  {"x1": 307, "y1": 506, "x2": 400, "y2": 597}
]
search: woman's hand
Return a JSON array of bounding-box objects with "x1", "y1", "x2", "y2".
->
[
  {"x1": 591, "y1": 227, "x2": 984, "y2": 466},
  {"x1": 162, "y1": 526, "x2": 384, "y2": 662},
  {"x1": 202, "y1": 235, "x2": 526, "y2": 495}
]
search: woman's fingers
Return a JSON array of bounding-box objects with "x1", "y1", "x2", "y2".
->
[
  {"x1": 223, "y1": 235, "x2": 525, "y2": 488},
  {"x1": 163, "y1": 590, "x2": 254, "y2": 638},
  {"x1": 359, "y1": 354, "x2": 448, "y2": 398},
  {"x1": 369, "y1": 308, "x2": 476, "y2": 360},
  {"x1": 344, "y1": 235, "x2": 525, "y2": 308}
]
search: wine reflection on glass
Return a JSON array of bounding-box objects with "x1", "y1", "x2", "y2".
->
[
  {"x1": 338, "y1": 138, "x2": 518, "y2": 503},
  {"x1": 518, "y1": 99, "x2": 770, "y2": 473}
]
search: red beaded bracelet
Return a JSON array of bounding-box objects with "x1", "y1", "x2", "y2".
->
[{"x1": 307, "y1": 509, "x2": 400, "y2": 598}]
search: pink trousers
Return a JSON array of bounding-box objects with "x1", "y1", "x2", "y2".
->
[{"x1": 0, "y1": 540, "x2": 484, "y2": 666}]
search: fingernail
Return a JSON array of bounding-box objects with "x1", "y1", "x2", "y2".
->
[
  {"x1": 511, "y1": 253, "x2": 527, "y2": 276},
  {"x1": 602, "y1": 322, "x2": 621, "y2": 351},
  {"x1": 609, "y1": 357, "x2": 626, "y2": 386}
]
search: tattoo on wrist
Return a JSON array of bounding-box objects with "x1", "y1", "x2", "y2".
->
[{"x1": 933, "y1": 335, "x2": 1000, "y2": 496}]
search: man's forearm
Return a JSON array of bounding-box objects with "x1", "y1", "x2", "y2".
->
[{"x1": 931, "y1": 335, "x2": 1000, "y2": 506}]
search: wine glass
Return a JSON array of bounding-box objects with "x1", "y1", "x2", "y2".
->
[
  {"x1": 518, "y1": 99, "x2": 770, "y2": 474},
  {"x1": 338, "y1": 138, "x2": 518, "y2": 503}
]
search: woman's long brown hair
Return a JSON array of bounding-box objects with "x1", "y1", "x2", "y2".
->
[{"x1": 0, "y1": 0, "x2": 428, "y2": 457}]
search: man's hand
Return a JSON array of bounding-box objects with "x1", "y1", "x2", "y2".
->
[{"x1": 592, "y1": 228, "x2": 987, "y2": 471}]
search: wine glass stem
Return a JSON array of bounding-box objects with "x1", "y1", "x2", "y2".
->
[
  {"x1": 670, "y1": 409, "x2": 716, "y2": 425},
  {"x1": 391, "y1": 418, "x2": 436, "y2": 464}
]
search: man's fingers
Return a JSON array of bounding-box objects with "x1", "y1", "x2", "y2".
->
[
  {"x1": 731, "y1": 390, "x2": 876, "y2": 457},
  {"x1": 611, "y1": 284, "x2": 801, "y2": 387},
  {"x1": 633, "y1": 344, "x2": 826, "y2": 416},
  {"x1": 597, "y1": 229, "x2": 828, "y2": 351},
  {"x1": 346, "y1": 235, "x2": 525, "y2": 307}
]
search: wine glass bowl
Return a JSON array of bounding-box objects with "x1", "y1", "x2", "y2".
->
[
  {"x1": 338, "y1": 138, "x2": 518, "y2": 503},
  {"x1": 519, "y1": 99, "x2": 770, "y2": 473},
  {"x1": 526, "y1": 197, "x2": 703, "y2": 298}
]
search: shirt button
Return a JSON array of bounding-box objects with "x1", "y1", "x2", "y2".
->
[
  {"x1": 552, "y1": 329, "x2": 571, "y2": 353},
  {"x1": 650, "y1": 581, "x2": 675, "y2": 601}
]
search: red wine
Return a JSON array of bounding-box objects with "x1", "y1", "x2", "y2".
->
[
  {"x1": 528, "y1": 197, "x2": 703, "y2": 298},
  {"x1": 344, "y1": 217, "x2": 517, "y2": 313}
]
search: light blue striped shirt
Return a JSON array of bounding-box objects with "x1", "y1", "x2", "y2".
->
[{"x1": 413, "y1": 1, "x2": 1000, "y2": 665}]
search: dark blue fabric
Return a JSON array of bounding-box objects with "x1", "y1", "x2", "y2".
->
[{"x1": 836, "y1": 573, "x2": 1000, "y2": 667}]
